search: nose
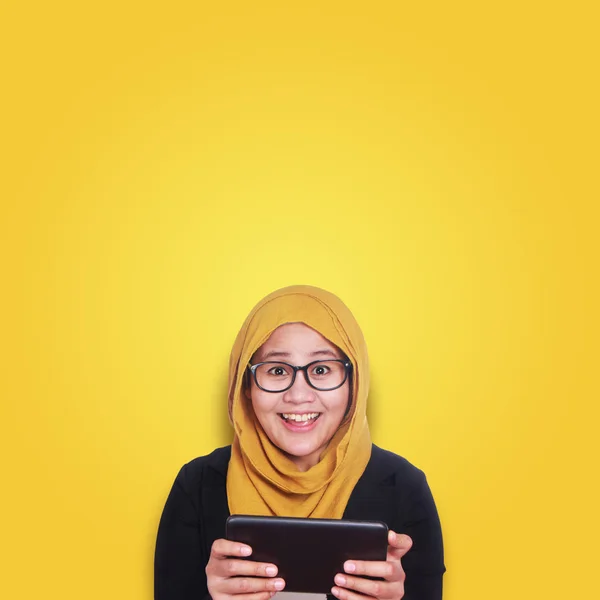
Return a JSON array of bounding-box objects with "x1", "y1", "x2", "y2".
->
[{"x1": 282, "y1": 370, "x2": 316, "y2": 403}]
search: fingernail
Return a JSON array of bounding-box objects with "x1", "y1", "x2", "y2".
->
[
  {"x1": 240, "y1": 545, "x2": 252, "y2": 556},
  {"x1": 335, "y1": 575, "x2": 347, "y2": 586},
  {"x1": 274, "y1": 580, "x2": 285, "y2": 590},
  {"x1": 390, "y1": 530, "x2": 397, "y2": 542},
  {"x1": 266, "y1": 566, "x2": 277, "y2": 577},
  {"x1": 331, "y1": 587, "x2": 340, "y2": 597},
  {"x1": 344, "y1": 561, "x2": 356, "y2": 573}
]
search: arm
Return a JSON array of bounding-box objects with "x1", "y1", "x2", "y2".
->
[
  {"x1": 400, "y1": 473, "x2": 445, "y2": 600},
  {"x1": 332, "y1": 470, "x2": 445, "y2": 600},
  {"x1": 154, "y1": 463, "x2": 284, "y2": 600},
  {"x1": 154, "y1": 464, "x2": 210, "y2": 600}
]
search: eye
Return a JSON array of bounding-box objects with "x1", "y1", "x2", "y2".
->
[
  {"x1": 311, "y1": 363, "x2": 331, "y2": 376},
  {"x1": 267, "y1": 365, "x2": 289, "y2": 377}
]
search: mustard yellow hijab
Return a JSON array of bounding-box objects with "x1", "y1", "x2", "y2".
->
[{"x1": 226, "y1": 285, "x2": 372, "y2": 518}]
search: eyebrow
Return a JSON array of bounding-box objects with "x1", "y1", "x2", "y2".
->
[
  {"x1": 259, "y1": 349, "x2": 339, "y2": 361},
  {"x1": 309, "y1": 349, "x2": 339, "y2": 358}
]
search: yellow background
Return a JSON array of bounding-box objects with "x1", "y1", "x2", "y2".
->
[{"x1": 1, "y1": 1, "x2": 598, "y2": 599}]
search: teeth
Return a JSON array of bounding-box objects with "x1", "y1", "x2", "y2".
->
[{"x1": 281, "y1": 413, "x2": 319, "y2": 422}]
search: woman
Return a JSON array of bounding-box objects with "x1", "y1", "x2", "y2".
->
[{"x1": 155, "y1": 285, "x2": 445, "y2": 600}]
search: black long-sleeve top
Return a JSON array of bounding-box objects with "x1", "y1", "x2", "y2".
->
[{"x1": 155, "y1": 444, "x2": 445, "y2": 600}]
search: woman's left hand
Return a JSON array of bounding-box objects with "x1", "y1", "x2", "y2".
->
[{"x1": 331, "y1": 530, "x2": 413, "y2": 600}]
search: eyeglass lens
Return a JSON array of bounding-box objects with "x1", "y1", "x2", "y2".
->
[{"x1": 254, "y1": 361, "x2": 347, "y2": 391}]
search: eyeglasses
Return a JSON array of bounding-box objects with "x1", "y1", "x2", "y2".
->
[{"x1": 247, "y1": 359, "x2": 352, "y2": 393}]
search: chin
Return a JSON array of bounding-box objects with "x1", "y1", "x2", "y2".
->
[
  {"x1": 286, "y1": 446, "x2": 316, "y2": 458},
  {"x1": 277, "y1": 439, "x2": 318, "y2": 458}
]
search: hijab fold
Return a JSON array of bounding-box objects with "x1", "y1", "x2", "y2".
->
[{"x1": 226, "y1": 285, "x2": 372, "y2": 518}]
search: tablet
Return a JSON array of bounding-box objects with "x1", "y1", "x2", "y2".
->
[{"x1": 226, "y1": 514, "x2": 389, "y2": 594}]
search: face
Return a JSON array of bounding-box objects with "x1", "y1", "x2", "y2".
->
[{"x1": 246, "y1": 322, "x2": 351, "y2": 472}]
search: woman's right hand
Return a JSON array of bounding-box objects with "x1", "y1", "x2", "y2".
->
[{"x1": 206, "y1": 538, "x2": 286, "y2": 600}]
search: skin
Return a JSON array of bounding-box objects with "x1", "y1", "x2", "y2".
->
[
  {"x1": 247, "y1": 322, "x2": 350, "y2": 472},
  {"x1": 206, "y1": 323, "x2": 413, "y2": 600}
]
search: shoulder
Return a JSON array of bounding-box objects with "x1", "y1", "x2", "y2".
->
[
  {"x1": 345, "y1": 445, "x2": 435, "y2": 525},
  {"x1": 367, "y1": 445, "x2": 442, "y2": 530},
  {"x1": 365, "y1": 444, "x2": 436, "y2": 506},
  {"x1": 368, "y1": 444, "x2": 427, "y2": 489},
  {"x1": 175, "y1": 445, "x2": 231, "y2": 491}
]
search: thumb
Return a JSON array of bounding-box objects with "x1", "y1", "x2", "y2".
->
[{"x1": 387, "y1": 530, "x2": 413, "y2": 561}]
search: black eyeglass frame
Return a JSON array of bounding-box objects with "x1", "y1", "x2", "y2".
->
[{"x1": 247, "y1": 359, "x2": 352, "y2": 393}]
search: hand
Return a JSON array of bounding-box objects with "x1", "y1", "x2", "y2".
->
[
  {"x1": 206, "y1": 538, "x2": 286, "y2": 600},
  {"x1": 331, "y1": 530, "x2": 412, "y2": 600}
]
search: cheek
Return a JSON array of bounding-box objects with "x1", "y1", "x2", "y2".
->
[
  {"x1": 250, "y1": 392, "x2": 278, "y2": 422},
  {"x1": 247, "y1": 380, "x2": 266, "y2": 417},
  {"x1": 328, "y1": 387, "x2": 351, "y2": 420}
]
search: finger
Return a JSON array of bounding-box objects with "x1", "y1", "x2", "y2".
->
[
  {"x1": 331, "y1": 585, "x2": 378, "y2": 600},
  {"x1": 224, "y1": 576, "x2": 286, "y2": 595},
  {"x1": 211, "y1": 538, "x2": 253, "y2": 560},
  {"x1": 227, "y1": 592, "x2": 278, "y2": 600},
  {"x1": 342, "y1": 560, "x2": 397, "y2": 580},
  {"x1": 334, "y1": 573, "x2": 399, "y2": 599},
  {"x1": 386, "y1": 531, "x2": 413, "y2": 561},
  {"x1": 220, "y1": 558, "x2": 279, "y2": 579}
]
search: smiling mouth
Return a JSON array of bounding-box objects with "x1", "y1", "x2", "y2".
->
[{"x1": 279, "y1": 412, "x2": 321, "y2": 424}]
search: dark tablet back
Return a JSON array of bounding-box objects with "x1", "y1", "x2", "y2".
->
[{"x1": 226, "y1": 515, "x2": 388, "y2": 594}]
